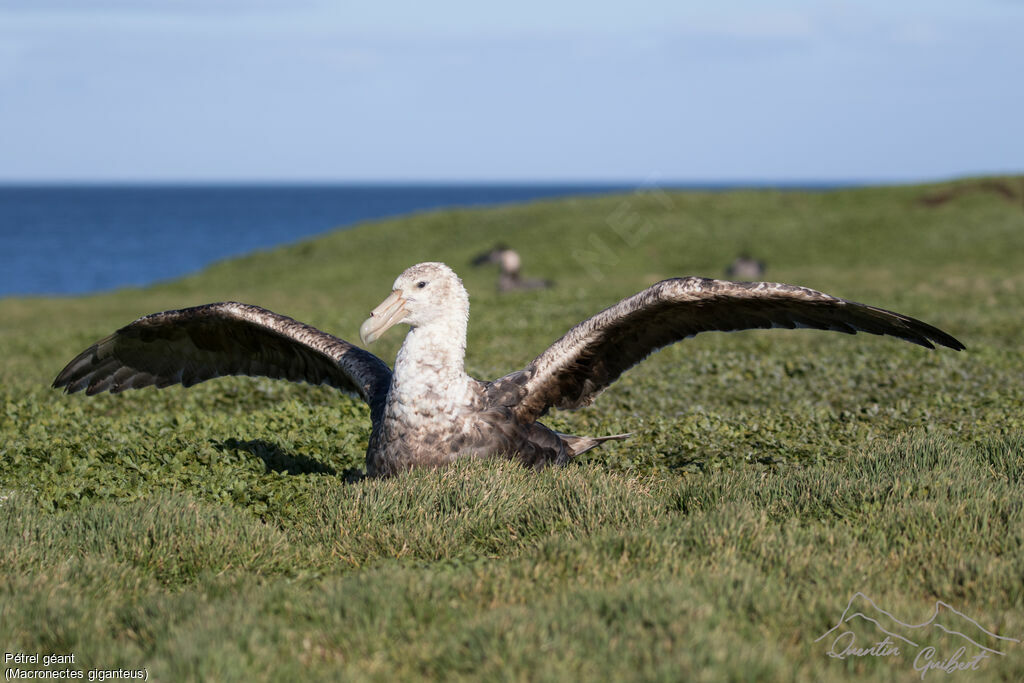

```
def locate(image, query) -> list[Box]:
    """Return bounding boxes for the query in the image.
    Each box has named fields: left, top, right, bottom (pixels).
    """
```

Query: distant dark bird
left=725, top=254, right=766, bottom=280
left=471, top=245, right=552, bottom=292
left=54, top=262, right=964, bottom=477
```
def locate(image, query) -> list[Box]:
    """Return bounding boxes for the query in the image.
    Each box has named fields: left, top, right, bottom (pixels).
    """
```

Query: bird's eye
left=417, top=281, right=428, bottom=289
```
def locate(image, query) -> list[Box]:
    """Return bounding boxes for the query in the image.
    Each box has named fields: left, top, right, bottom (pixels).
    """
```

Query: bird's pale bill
left=359, top=289, right=408, bottom=345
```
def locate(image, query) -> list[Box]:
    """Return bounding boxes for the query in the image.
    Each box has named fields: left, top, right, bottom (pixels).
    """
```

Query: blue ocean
left=0, top=184, right=640, bottom=297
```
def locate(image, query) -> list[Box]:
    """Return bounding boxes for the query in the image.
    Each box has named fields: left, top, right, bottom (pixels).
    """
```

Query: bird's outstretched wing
left=53, top=302, right=392, bottom=405
left=502, top=277, right=964, bottom=422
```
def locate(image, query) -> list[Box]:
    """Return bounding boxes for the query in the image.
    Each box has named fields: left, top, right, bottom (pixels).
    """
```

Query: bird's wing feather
left=53, top=302, right=392, bottom=405
left=504, top=277, right=964, bottom=421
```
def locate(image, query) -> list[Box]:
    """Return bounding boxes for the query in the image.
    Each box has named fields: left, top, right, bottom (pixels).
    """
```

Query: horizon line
left=1, top=170, right=1020, bottom=187
left=0, top=175, right=1004, bottom=189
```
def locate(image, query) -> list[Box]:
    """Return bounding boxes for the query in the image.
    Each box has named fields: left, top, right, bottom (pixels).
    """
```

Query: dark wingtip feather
left=52, top=362, right=79, bottom=391
left=52, top=340, right=107, bottom=393
left=856, top=303, right=965, bottom=352
left=938, top=332, right=966, bottom=352
left=908, top=319, right=965, bottom=352
left=53, top=363, right=85, bottom=393
left=65, top=375, right=92, bottom=395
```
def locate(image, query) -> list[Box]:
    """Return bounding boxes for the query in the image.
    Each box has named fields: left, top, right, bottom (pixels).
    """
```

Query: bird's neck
left=391, top=319, right=472, bottom=400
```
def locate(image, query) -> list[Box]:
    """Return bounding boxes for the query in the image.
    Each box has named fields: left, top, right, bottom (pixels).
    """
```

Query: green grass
left=2, top=178, right=1023, bottom=680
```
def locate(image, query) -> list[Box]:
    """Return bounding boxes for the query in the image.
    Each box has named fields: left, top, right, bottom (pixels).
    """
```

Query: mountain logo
left=816, top=592, right=1019, bottom=678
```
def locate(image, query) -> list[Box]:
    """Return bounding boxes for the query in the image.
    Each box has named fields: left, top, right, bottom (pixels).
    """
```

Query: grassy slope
left=1, top=178, right=1022, bottom=680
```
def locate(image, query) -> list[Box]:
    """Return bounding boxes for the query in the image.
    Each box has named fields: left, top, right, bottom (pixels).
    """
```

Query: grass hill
left=1, top=178, right=1022, bottom=680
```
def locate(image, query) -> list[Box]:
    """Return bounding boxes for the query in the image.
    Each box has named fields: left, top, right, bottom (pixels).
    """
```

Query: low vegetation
left=1, top=178, right=1022, bottom=680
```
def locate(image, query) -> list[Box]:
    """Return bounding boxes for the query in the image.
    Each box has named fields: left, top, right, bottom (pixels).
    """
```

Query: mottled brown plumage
left=54, top=263, right=964, bottom=476
left=55, top=302, right=391, bottom=402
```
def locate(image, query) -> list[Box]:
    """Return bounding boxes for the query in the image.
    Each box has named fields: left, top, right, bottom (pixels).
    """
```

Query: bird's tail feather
left=559, top=432, right=632, bottom=457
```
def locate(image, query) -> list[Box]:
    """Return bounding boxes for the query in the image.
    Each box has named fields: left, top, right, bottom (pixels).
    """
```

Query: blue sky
left=1, top=1, right=1022, bottom=182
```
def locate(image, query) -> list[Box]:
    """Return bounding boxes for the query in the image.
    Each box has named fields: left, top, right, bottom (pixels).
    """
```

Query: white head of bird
left=359, top=262, right=470, bottom=345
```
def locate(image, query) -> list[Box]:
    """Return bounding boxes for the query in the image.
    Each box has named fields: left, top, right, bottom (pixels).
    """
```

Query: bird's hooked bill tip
left=359, top=289, right=407, bottom=345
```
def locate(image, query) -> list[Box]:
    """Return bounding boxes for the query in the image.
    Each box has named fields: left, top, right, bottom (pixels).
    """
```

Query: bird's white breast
left=384, top=324, right=478, bottom=436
